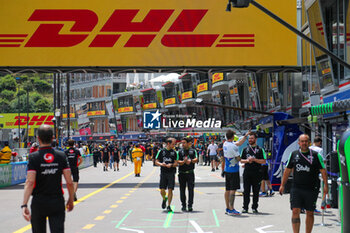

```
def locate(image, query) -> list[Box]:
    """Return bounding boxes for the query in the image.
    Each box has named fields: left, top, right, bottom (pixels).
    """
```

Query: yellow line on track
left=13, top=171, right=134, bottom=233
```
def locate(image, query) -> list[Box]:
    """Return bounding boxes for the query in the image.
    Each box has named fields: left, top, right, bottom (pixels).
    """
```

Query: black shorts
left=209, top=155, right=217, bottom=161
left=113, top=156, right=120, bottom=163
left=225, top=172, right=240, bottom=190
left=261, top=165, right=269, bottom=180
left=103, top=155, right=109, bottom=163
left=71, top=168, right=79, bottom=182
left=290, top=187, right=318, bottom=211
left=159, top=173, right=175, bottom=190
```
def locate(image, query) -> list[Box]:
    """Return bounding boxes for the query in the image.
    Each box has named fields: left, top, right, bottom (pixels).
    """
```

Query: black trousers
left=31, top=195, right=65, bottom=233
left=243, top=171, right=262, bottom=210
left=178, top=172, right=195, bottom=207
left=93, top=154, right=99, bottom=167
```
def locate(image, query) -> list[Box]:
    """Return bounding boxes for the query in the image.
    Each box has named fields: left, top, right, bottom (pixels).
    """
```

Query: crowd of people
left=15, top=124, right=329, bottom=233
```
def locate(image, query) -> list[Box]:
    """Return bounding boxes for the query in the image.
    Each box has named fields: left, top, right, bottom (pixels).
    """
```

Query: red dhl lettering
left=0, top=9, right=255, bottom=48
left=14, top=115, right=54, bottom=126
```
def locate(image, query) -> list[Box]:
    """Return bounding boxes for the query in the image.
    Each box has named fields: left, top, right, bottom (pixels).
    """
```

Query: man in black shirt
left=155, top=138, right=178, bottom=212
left=91, top=144, right=100, bottom=168
left=240, top=132, right=266, bottom=213
left=112, top=143, right=120, bottom=171
left=102, top=144, right=110, bottom=171
left=279, top=134, right=328, bottom=233
left=22, top=125, right=74, bottom=233
left=65, top=139, right=83, bottom=201
left=178, top=137, right=198, bottom=212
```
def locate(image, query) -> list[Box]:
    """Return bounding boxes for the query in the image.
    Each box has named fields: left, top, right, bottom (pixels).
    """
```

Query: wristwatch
left=21, top=204, right=28, bottom=208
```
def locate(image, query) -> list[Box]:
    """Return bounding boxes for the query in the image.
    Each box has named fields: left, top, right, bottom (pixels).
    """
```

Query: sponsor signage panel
left=87, top=110, right=106, bottom=116
left=0, top=164, right=12, bottom=187
left=212, top=73, right=224, bottom=84
left=182, top=91, right=193, bottom=100
left=62, top=113, right=76, bottom=118
left=197, top=82, right=208, bottom=93
left=0, top=0, right=297, bottom=67
left=164, top=98, right=176, bottom=106
left=143, top=103, right=157, bottom=110
left=118, top=107, right=134, bottom=113
left=0, top=113, right=53, bottom=129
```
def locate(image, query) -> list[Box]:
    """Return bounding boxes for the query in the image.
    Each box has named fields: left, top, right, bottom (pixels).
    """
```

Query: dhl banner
left=182, top=91, right=193, bottom=100
left=212, top=73, right=224, bottom=84
left=143, top=103, right=157, bottom=110
left=118, top=107, right=133, bottom=113
left=87, top=110, right=106, bottom=116
left=0, top=0, right=297, bottom=67
left=197, top=83, right=208, bottom=93
left=62, top=113, right=76, bottom=118
left=164, top=98, right=176, bottom=106
left=0, top=113, right=54, bottom=129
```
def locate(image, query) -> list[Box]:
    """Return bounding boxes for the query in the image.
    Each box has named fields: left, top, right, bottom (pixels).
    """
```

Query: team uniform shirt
left=112, top=147, right=119, bottom=158
left=207, top=144, right=218, bottom=156
left=178, top=148, right=198, bottom=173
left=241, top=145, right=266, bottom=172
left=102, top=147, right=110, bottom=158
left=223, top=141, right=240, bottom=173
left=286, top=149, right=325, bottom=190
left=64, top=147, right=81, bottom=170
left=92, top=148, right=101, bottom=157
left=28, top=147, right=70, bottom=196
left=309, top=145, right=324, bottom=160
left=156, top=148, right=179, bottom=174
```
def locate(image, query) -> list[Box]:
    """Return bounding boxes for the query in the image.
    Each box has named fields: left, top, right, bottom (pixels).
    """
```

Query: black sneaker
left=103, top=167, right=106, bottom=171
left=211, top=168, right=215, bottom=172
left=242, top=208, right=248, bottom=213
left=252, top=209, right=258, bottom=214
left=181, top=206, right=187, bottom=212
left=162, top=197, right=168, bottom=209
left=114, top=168, right=116, bottom=171
left=74, top=193, right=77, bottom=202
left=216, top=167, right=219, bottom=170
left=167, top=206, right=173, bottom=212
left=188, top=206, right=193, bottom=212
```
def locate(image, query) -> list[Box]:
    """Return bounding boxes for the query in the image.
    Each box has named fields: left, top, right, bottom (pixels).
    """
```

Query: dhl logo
left=6, top=115, right=54, bottom=126
left=0, top=9, right=255, bottom=48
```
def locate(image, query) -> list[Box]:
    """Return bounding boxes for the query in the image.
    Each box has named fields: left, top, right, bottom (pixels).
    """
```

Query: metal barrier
left=0, top=154, right=93, bottom=188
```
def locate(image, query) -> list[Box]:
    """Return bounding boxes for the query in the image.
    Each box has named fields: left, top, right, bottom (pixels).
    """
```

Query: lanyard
left=299, top=149, right=313, bottom=165
left=249, top=145, right=258, bottom=155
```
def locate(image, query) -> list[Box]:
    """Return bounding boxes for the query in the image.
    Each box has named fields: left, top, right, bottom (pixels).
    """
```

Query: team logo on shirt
left=69, top=149, right=74, bottom=153
left=43, top=153, right=54, bottom=163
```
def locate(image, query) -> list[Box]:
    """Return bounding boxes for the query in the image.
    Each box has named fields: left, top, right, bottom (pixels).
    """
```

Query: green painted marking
left=212, top=209, right=220, bottom=227
left=115, top=210, right=133, bottom=229
left=163, top=205, right=175, bottom=228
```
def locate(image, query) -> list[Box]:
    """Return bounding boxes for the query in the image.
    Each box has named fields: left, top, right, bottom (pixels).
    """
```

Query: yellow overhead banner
left=62, top=113, right=76, bottom=119
left=87, top=110, right=106, bottom=116
left=118, top=107, right=134, bottom=113
left=143, top=103, right=157, bottom=110
left=212, top=73, right=224, bottom=84
left=164, top=98, right=176, bottom=106
left=0, top=113, right=54, bottom=129
left=182, top=91, right=193, bottom=100
left=197, top=83, right=208, bottom=93
left=0, top=0, right=297, bottom=67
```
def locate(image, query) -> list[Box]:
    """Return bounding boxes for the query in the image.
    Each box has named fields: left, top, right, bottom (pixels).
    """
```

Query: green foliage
left=0, top=99, right=12, bottom=113
left=10, top=95, right=35, bottom=113
left=30, top=92, right=43, bottom=103
left=0, top=75, right=17, bottom=92
left=33, top=79, right=52, bottom=93
left=0, top=90, right=15, bottom=100
left=23, top=81, right=34, bottom=92
left=17, top=89, right=26, bottom=96
left=35, top=98, right=51, bottom=112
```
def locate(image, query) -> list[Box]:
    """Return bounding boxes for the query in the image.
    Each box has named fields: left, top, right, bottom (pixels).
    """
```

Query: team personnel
left=0, top=141, right=12, bottom=164
left=207, top=140, right=218, bottom=172
left=155, top=138, right=178, bottom=212
left=279, top=134, right=328, bottom=233
left=65, top=139, right=83, bottom=201
left=112, top=144, right=120, bottom=171
left=177, top=136, right=198, bottom=212
left=132, top=144, right=143, bottom=177
left=222, top=130, right=249, bottom=216
left=91, top=144, right=100, bottom=167
left=240, top=132, right=266, bottom=213
left=260, top=158, right=274, bottom=197
left=21, top=125, right=74, bottom=233
left=102, top=144, right=110, bottom=171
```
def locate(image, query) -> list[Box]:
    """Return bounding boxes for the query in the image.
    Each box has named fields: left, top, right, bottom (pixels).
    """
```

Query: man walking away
left=178, top=137, right=198, bottom=212
left=65, top=139, right=83, bottom=201
left=102, top=143, right=110, bottom=171
left=112, top=143, right=120, bottom=171
left=207, top=140, right=218, bottom=172
left=155, top=138, right=178, bottom=212
left=132, top=144, right=143, bottom=177
left=240, top=132, right=266, bottom=214
left=279, top=134, right=328, bottom=233
left=22, top=125, right=74, bottom=233
left=92, top=144, right=100, bottom=168
left=222, top=130, right=249, bottom=216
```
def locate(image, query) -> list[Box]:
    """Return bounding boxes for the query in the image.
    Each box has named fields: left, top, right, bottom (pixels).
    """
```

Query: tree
left=0, top=99, right=12, bottom=113
left=10, top=95, right=35, bottom=113
left=33, top=79, right=52, bottom=93
left=23, top=81, right=34, bottom=92
left=35, top=98, right=51, bottom=112
left=0, top=75, right=17, bottom=92
left=0, top=90, right=15, bottom=100
left=30, top=92, right=43, bottom=103
left=17, top=89, right=26, bottom=96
